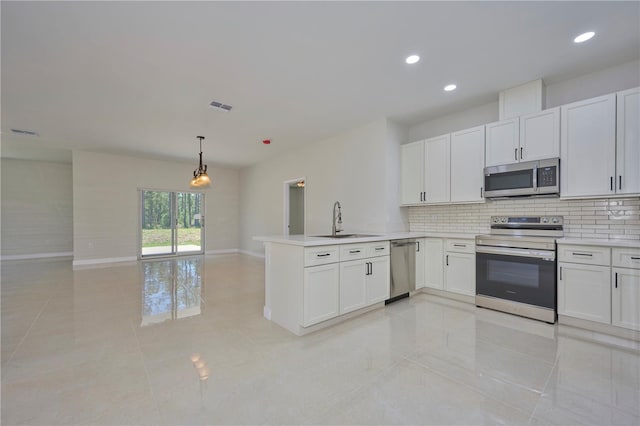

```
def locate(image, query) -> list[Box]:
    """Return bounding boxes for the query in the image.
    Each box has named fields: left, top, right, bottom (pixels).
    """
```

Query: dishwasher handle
left=391, top=241, right=417, bottom=248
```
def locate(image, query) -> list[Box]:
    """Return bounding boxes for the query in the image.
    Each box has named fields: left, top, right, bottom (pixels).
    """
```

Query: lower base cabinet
left=612, top=267, right=640, bottom=331
left=303, top=263, right=340, bottom=327
left=444, top=252, right=475, bottom=296
left=425, top=238, right=444, bottom=290
left=558, top=262, right=611, bottom=324
left=340, top=256, right=390, bottom=315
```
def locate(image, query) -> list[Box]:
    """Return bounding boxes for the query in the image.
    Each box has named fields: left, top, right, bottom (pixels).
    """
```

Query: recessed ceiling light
left=444, top=84, right=457, bottom=92
left=405, top=55, right=420, bottom=65
left=574, top=31, right=595, bottom=43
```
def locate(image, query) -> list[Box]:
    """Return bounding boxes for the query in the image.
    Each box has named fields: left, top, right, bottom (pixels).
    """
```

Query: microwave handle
left=532, top=164, right=538, bottom=191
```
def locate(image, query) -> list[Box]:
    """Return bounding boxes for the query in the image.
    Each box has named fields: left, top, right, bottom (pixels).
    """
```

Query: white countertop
left=253, top=232, right=477, bottom=247
left=557, top=238, right=640, bottom=248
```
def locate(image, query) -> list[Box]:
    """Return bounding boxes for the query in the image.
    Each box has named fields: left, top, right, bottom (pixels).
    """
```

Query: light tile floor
left=2, top=254, right=639, bottom=425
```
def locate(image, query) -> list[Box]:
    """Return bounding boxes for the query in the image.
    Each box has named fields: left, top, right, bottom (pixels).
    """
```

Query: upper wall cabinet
left=400, top=141, right=424, bottom=205
left=520, top=107, right=561, bottom=162
left=424, top=134, right=451, bottom=204
left=561, top=94, right=617, bottom=197
left=485, top=118, right=519, bottom=166
left=616, top=87, right=640, bottom=195
left=400, top=129, right=484, bottom=206
left=450, top=125, right=485, bottom=202
left=485, top=108, right=560, bottom=167
left=400, top=134, right=451, bottom=205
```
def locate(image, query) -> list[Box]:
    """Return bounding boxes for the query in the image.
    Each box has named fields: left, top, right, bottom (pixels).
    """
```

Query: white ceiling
left=2, top=1, right=639, bottom=167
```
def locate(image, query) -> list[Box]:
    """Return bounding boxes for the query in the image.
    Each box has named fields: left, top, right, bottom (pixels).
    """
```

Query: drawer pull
left=349, top=250, right=361, bottom=254
left=375, top=247, right=385, bottom=251
left=572, top=252, right=593, bottom=257
left=453, top=244, right=466, bottom=248
left=316, top=253, right=331, bottom=257
left=631, top=257, right=640, bottom=260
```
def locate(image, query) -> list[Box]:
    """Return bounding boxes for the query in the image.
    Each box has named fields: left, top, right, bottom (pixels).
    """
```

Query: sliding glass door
left=140, top=190, right=204, bottom=257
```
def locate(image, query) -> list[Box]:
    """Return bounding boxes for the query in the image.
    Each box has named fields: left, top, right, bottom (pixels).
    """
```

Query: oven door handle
left=476, top=246, right=556, bottom=260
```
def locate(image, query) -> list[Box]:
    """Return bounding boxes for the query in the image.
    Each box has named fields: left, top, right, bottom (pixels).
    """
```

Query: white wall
left=239, top=118, right=408, bottom=255
left=72, top=151, right=239, bottom=265
left=1, top=158, right=73, bottom=259
left=407, top=59, right=640, bottom=144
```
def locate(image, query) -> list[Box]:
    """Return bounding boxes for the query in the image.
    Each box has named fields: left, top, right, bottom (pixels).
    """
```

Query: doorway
left=284, top=178, right=306, bottom=235
left=140, top=190, right=204, bottom=257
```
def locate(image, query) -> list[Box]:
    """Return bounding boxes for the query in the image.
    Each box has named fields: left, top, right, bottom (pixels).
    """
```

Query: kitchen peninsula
left=254, top=232, right=473, bottom=335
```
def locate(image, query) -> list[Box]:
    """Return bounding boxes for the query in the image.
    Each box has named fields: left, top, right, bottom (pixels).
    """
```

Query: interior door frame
left=283, top=177, right=306, bottom=235
left=138, top=188, right=205, bottom=259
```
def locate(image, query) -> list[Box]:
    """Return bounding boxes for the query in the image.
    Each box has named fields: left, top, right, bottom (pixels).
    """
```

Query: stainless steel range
left=475, top=216, right=563, bottom=323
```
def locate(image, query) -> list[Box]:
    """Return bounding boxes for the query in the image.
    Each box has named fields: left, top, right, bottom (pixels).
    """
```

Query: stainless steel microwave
left=484, top=158, right=560, bottom=199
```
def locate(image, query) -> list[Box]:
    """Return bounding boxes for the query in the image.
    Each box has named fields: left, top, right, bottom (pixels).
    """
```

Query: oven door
left=476, top=246, right=556, bottom=309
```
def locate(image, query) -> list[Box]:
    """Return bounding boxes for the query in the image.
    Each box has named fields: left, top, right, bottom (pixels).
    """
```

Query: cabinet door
left=303, top=263, right=340, bottom=326
left=400, top=141, right=424, bottom=205
left=424, top=134, right=451, bottom=203
left=616, top=87, right=640, bottom=195
left=561, top=94, right=616, bottom=197
left=415, top=238, right=426, bottom=290
left=444, top=252, right=475, bottom=296
left=612, top=267, right=640, bottom=331
left=450, top=125, right=485, bottom=202
left=485, top=118, right=519, bottom=166
left=425, top=238, right=444, bottom=290
left=520, top=107, right=560, bottom=162
left=367, top=256, right=390, bottom=305
left=339, top=260, right=367, bottom=315
left=557, top=262, right=610, bottom=324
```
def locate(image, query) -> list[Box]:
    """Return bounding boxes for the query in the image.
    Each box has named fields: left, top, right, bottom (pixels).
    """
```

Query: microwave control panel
left=538, top=166, right=557, bottom=187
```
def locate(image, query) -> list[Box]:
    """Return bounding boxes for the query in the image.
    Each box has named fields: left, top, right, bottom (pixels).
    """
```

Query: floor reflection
left=141, top=257, right=204, bottom=326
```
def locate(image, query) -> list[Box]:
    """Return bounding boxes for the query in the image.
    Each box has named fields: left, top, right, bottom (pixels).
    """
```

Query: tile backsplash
left=408, top=197, right=640, bottom=240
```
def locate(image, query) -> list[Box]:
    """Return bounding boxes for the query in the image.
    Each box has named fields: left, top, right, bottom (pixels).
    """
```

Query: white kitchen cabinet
left=485, top=118, right=519, bottom=167
left=616, top=87, right=640, bottom=195
left=367, top=256, right=390, bottom=305
left=303, top=263, right=340, bottom=327
left=339, top=248, right=390, bottom=315
left=450, top=125, right=485, bottom=202
left=339, top=260, right=368, bottom=315
left=486, top=108, right=559, bottom=167
left=415, top=238, right=426, bottom=290
left=558, top=262, right=611, bottom=324
left=425, top=238, right=444, bottom=290
left=444, top=239, right=475, bottom=297
left=400, top=141, right=424, bottom=205
left=520, top=107, right=560, bottom=162
left=424, top=134, right=451, bottom=203
left=612, top=267, right=640, bottom=331
left=561, top=93, right=617, bottom=197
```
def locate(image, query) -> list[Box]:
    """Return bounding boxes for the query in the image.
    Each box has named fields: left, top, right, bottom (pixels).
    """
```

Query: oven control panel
left=491, top=216, right=563, bottom=226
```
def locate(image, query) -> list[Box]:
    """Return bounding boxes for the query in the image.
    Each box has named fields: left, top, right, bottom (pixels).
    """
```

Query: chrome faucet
left=332, top=201, right=343, bottom=237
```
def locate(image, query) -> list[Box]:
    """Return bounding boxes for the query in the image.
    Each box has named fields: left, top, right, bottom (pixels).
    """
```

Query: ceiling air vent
left=209, top=100, right=233, bottom=112
left=10, top=128, right=39, bottom=136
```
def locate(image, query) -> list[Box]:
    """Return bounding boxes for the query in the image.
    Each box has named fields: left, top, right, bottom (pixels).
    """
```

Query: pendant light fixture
left=189, top=136, right=211, bottom=189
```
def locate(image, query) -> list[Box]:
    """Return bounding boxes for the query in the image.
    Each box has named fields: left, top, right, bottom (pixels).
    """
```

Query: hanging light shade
left=190, top=136, right=211, bottom=189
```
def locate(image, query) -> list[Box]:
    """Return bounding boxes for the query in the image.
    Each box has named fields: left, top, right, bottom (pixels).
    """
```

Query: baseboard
left=239, top=249, right=265, bottom=258
left=72, top=256, right=137, bottom=268
left=205, top=249, right=239, bottom=255
left=1, top=251, right=73, bottom=261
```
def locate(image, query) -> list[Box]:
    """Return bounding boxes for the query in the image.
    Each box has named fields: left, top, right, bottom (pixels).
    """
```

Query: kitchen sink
left=312, top=234, right=380, bottom=239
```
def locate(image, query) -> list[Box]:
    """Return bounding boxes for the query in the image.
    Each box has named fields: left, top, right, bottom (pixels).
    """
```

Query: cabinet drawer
left=558, top=245, right=611, bottom=266
left=445, top=239, right=475, bottom=254
left=340, top=243, right=369, bottom=261
left=612, top=247, right=640, bottom=269
left=304, top=245, right=339, bottom=266
left=367, top=241, right=390, bottom=257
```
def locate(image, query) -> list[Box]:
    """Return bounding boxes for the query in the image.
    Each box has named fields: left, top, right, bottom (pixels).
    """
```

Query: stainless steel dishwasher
left=387, top=239, right=417, bottom=304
